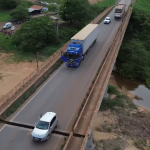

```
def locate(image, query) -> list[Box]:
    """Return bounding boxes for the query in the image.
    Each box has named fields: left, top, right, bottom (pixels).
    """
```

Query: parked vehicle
left=53, top=10, right=57, bottom=15
left=32, top=112, right=58, bottom=141
left=3, top=22, right=12, bottom=29
left=44, top=2, right=49, bottom=5
left=51, top=2, right=56, bottom=4
left=11, top=26, right=15, bottom=31
left=61, top=24, right=99, bottom=67
left=114, top=3, right=126, bottom=19
left=104, top=17, right=111, bottom=24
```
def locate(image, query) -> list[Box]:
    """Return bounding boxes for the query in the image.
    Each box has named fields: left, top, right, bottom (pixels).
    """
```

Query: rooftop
left=30, top=5, right=44, bottom=10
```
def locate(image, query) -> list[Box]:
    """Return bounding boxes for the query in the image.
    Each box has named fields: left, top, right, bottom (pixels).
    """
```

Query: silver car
left=104, top=17, right=111, bottom=24
left=32, top=112, right=58, bottom=141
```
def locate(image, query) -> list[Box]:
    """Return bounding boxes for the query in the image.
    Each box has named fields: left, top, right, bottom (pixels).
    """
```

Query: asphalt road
left=0, top=0, right=131, bottom=149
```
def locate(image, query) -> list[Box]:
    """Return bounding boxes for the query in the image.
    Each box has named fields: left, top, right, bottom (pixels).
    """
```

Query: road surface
left=0, top=0, right=131, bottom=149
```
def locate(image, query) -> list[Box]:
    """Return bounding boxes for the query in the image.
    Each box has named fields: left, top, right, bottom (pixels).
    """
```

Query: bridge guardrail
left=80, top=7, right=133, bottom=150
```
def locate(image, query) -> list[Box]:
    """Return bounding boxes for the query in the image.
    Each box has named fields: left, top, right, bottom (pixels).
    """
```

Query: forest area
left=116, top=0, right=150, bottom=88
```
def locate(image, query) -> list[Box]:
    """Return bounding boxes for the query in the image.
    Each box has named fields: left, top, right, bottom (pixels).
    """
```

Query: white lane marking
left=0, top=64, right=65, bottom=132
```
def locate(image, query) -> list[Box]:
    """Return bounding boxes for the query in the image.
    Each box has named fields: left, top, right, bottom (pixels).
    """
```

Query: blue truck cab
left=61, top=43, right=84, bottom=67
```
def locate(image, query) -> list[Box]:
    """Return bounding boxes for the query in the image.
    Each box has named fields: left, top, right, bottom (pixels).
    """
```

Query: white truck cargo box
left=71, top=24, right=99, bottom=54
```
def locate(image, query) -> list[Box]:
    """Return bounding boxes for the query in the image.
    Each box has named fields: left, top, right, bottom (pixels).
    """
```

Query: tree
left=59, top=0, right=92, bottom=24
left=12, top=16, right=58, bottom=52
left=0, top=0, right=20, bottom=10
left=10, top=6, right=29, bottom=21
left=117, top=39, right=148, bottom=80
left=48, top=4, right=57, bottom=12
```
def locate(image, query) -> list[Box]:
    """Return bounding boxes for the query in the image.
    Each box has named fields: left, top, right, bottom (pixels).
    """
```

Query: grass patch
left=0, top=33, right=14, bottom=51
left=134, top=139, right=147, bottom=149
left=0, top=11, right=11, bottom=22
left=4, top=59, right=63, bottom=118
left=100, top=85, right=137, bottom=111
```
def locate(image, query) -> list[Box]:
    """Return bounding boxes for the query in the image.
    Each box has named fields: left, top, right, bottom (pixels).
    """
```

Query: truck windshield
left=115, top=9, right=122, bottom=13
left=64, top=52, right=80, bottom=59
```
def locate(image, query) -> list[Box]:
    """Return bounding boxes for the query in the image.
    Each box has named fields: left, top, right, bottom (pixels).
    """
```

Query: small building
left=29, top=5, right=48, bottom=14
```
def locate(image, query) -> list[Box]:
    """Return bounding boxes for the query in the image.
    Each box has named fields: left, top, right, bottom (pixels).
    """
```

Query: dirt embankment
left=93, top=76, right=150, bottom=150
left=0, top=53, right=42, bottom=103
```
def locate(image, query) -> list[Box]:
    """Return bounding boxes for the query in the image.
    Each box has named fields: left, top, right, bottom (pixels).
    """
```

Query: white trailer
left=70, top=24, right=99, bottom=54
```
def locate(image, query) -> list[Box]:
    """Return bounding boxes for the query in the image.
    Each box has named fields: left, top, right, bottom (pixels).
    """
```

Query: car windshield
left=106, top=18, right=110, bottom=20
left=36, top=121, right=49, bottom=130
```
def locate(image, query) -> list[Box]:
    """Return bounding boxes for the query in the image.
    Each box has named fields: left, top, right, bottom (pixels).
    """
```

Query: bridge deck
left=64, top=6, right=133, bottom=150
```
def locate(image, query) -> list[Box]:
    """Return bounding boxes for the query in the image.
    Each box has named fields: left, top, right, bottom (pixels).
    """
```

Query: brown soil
left=0, top=53, right=42, bottom=103
left=93, top=74, right=150, bottom=150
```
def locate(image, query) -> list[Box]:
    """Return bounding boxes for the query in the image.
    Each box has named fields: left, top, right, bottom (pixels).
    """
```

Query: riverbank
left=93, top=78, right=150, bottom=150
left=109, top=72, right=150, bottom=112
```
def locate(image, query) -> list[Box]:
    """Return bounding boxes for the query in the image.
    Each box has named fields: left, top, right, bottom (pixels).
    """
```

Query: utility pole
left=36, top=51, right=39, bottom=70
left=56, top=1, right=60, bottom=39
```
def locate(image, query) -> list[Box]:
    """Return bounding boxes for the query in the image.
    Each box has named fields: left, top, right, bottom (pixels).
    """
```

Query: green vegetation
left=48, top=4, right=57, bottom=11
left=134, top=139, right=147, bottom=149
left=0, top=11, right=11, bottom=22
left=116, top=0, right=150, bottom=87
left=10, top=5, right=30, bottom=21
left=0, top=33, right=14, bottom=50
left=100, top=85, right=137, bottom=111
left=0, top=0, right=117, bottom=62
left=59, top=0, right=117, bottom=25
left=0, top=0, right=20, bottom=10
left=12, top=16, right=58, bottom=52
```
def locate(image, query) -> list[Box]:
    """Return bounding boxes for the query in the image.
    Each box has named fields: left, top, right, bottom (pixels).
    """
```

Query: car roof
left=40, top=112, right=56, bottom=122
left=6, top=22, right=11, bottom=25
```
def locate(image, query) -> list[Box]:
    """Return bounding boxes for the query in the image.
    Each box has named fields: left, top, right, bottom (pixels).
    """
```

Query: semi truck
left=114, top=3, right=126, bottom=19
left=61, top=24, right=99, bottom=67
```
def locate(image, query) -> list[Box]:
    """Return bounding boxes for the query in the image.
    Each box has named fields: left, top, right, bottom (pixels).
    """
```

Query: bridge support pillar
left=103, top=85, right=109, bottom=101
left=113, top=62, right=117, bottom=72
left=85, top=129, right=95, bottom=150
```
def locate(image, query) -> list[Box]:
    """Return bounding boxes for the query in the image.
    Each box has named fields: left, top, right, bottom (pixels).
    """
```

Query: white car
left=104, top=17, right=111, bottom=24
left=51, top=2, right=57, bottom=4
left=44, top=2, right=49, bottom=5
left=11, top=26, right=15, bottom=31
left=32, top=112, right=58, bottom=141
left=3, top=22, right=12, bottom=29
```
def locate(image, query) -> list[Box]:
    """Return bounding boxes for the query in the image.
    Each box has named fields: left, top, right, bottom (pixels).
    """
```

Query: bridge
left=0, top=0, right=132, bottom=150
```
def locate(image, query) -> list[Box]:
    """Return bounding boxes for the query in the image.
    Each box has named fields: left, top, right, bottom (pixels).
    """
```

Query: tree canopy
left=117, top=40, right=148, bottom=79
left=10, top=6, right=29, bottom=21
left=48, top=4, right=57, bottom=12
left=12, top=16, right=58, bottom=52
left=116, top=0, right=150, bottom=87
left=0, top=0, right=20, bottom=10
left=59, top=0, right=92, bottom=24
